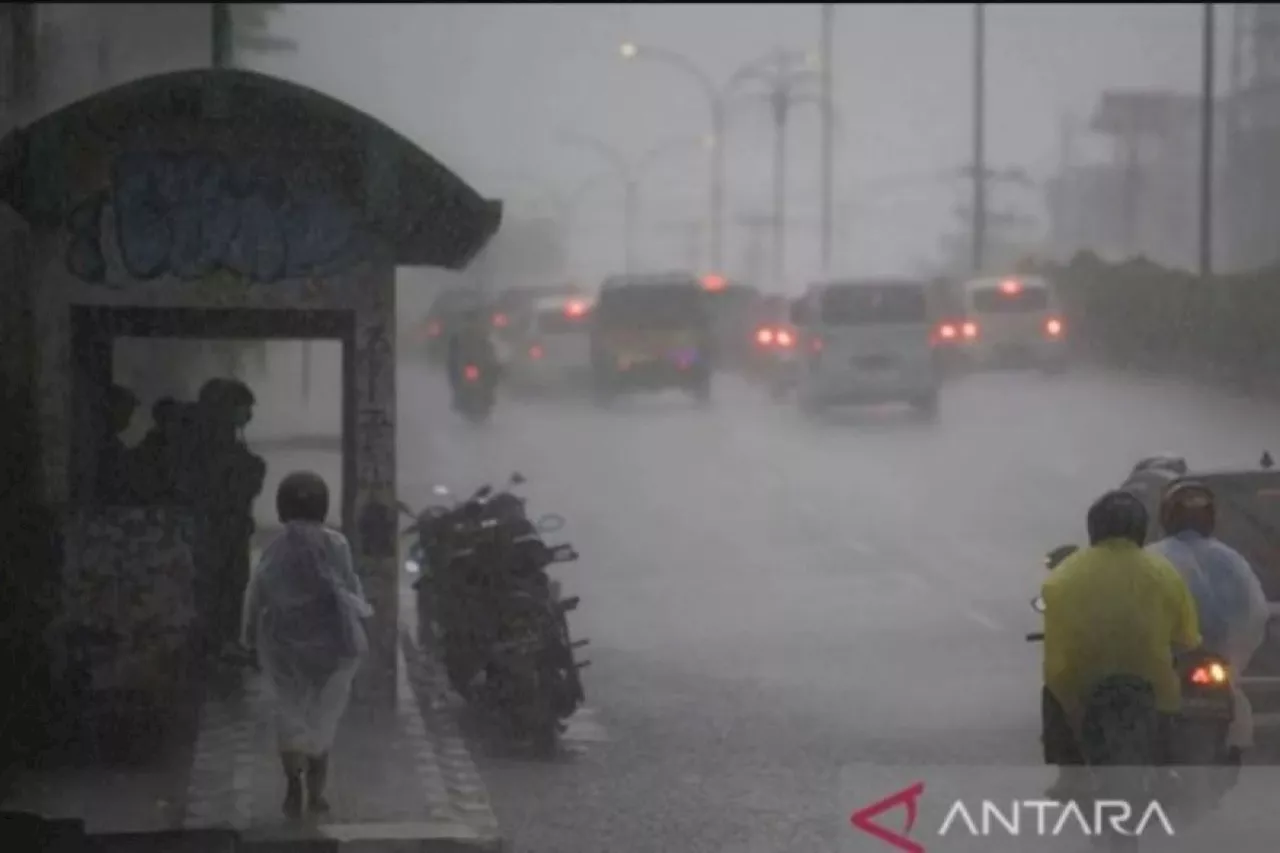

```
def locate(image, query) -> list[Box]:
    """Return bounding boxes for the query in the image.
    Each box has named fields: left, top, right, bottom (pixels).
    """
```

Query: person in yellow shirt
left=1041, top=489, right=1202, bottom=797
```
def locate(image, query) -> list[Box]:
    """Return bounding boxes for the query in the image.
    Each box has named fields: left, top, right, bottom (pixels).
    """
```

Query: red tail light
left=931, top=323, right=958, bottom=346
left=492, top=313, right=509, bottom=328
left=756, top=327, right=775, bottom=346
left=1045, top=317, right=1063, bottom=337
left=427, top=320, right=441, bottom=338
left=464, top=364, right=481, bottom=381
left=565, top=300, right=588, bottom=318
left=961, top=321, right=978, bottom=340
left=529, top=345, right=544, bottom=360
left=1189, top=662, right=1228, bottom=685
left=776, top=329, right=794, bottom=347
left=810, top=336, right=824, bottom=353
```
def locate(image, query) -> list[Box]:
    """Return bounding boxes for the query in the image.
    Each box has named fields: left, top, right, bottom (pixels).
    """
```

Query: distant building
left=1044, top=88, right=1231, bottom=271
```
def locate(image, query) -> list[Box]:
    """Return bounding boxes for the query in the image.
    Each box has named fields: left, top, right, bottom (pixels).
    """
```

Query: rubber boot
left=281, top=751, right=304, bottom=818
left=306, top=753, right=331, bottom=814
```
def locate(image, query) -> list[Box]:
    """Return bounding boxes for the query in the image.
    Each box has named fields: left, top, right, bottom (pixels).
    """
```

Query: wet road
left=395, top=364, right=1280, bottom=853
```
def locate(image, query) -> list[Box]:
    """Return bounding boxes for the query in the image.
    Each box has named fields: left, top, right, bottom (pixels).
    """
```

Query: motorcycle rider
left=1041, top=489, right=1202, bottom=798
left=446, top=306, right=499, bottom=401
left=1147, top=481, right=1269, bottom=768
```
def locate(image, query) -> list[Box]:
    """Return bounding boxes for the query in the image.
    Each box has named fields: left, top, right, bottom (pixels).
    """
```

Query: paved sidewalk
left=182, top=632, right=501, bottom=851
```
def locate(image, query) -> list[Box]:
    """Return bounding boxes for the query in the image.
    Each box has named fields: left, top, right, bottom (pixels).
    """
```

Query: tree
left=212, top=3, right=297, bottom=68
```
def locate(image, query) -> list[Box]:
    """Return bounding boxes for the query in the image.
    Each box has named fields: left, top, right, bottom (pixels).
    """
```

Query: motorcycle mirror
left=474, top=485, right=493, bottom=500
left=1044, top=544, right=1078, bottom=571
left=511, top=471, right=527, bottom=486
left=1263, top=450, right=1274, bottom=470
left=536, top=513, right=565, bottom=533
left=1031, top=596, right=1046, bottom=614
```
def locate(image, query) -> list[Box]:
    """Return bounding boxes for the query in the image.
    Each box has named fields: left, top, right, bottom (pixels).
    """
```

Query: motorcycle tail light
left=464, top=364, right=480, bottom=381
left=1045, top=317, right=1064, bottom=337
left=529, top=344, right=544, bottom=359
left=1190, top=662, right=1228, bottom=685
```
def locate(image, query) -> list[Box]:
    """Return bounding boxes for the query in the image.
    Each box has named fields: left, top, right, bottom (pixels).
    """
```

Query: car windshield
left=819, top=283, right=928, bottom=326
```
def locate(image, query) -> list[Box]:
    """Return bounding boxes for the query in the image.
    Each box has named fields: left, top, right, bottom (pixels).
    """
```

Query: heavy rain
left=4, top=4, right=1280, bottom=853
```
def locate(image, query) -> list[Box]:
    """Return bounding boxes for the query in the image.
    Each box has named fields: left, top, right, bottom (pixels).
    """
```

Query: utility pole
left=1200, top=2, right=1215, bottom=280
left=971, top=2, right=987, bottom=273
left=770, top=69, right=790, bottom=289
left=820, top=3, right=835, bottom=274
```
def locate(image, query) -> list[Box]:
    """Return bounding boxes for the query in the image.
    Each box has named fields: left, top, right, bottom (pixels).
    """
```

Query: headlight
left=404, top=559, right=421, bottom=575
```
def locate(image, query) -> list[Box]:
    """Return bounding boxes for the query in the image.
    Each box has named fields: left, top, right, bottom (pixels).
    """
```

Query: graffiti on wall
left=65, top=151, right=370, bottom=286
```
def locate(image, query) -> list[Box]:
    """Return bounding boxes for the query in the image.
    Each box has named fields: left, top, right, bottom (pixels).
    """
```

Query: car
left=948, top=274, right=1068, bottom=373
left=590, top=273, right=714, bottom=405
left=505, top=295, right=595, bottom=394
left=699, top=274, right=763, bottom=374
left=790, top=278, right=942, bottom=418
left=1120, top=451, right=1280, bottom=741
left=490, top=283, right=587, bottom=352
left=417, top=287, right=487, bottom=363
left=749, top=303, right=800, bottom=400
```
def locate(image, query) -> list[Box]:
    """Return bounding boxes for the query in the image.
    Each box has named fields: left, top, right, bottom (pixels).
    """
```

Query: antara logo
left=850, top=782, right=1176, bottom=851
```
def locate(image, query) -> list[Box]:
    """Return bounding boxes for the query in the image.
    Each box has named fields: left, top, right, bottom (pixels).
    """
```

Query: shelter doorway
left=68, top=305, right=358, bottom=531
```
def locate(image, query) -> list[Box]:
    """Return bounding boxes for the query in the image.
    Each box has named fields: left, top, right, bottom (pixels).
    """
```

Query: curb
left=399, top=630, right=503, bottom=851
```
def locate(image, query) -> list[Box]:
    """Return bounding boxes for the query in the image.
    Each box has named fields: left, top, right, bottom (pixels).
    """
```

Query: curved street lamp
left=619, top=42, right=809, bottom=274
left=723, top=49, right=826, bottom=289
left=559, top=130, right=712, bottom=275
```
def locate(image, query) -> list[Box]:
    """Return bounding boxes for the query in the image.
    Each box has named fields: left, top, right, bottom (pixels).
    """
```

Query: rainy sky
left=255, top=3, right=1212, bottom=284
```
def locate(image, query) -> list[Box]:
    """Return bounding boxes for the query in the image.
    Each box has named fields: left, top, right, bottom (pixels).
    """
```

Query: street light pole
left=560, top=132, right=708, bottom=277
left=621, top=44, right=808, bottom=275
left=819, top=2, right=835, bottom=274
left=771, top=84, right=790, bottom=289
left=1199, top=2, right=1215, bottom=281
left=623, top=178, right=639, bottom=276
left=735, top=50, right=823, bottom=290
left=710, top=102, right=727, bottom=272
left=971, top=2, right=987, bottom=274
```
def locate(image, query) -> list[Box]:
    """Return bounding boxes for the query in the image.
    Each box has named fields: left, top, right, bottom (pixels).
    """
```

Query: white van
left=506, top=295, right=595, bottom=391
left=954, top=275, right=1067, bottom=372
left=791, top=279, right=941, bottom=417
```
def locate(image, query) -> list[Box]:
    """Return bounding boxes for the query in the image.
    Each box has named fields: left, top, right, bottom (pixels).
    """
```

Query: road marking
left=963, top=608, right=1003, bottom=631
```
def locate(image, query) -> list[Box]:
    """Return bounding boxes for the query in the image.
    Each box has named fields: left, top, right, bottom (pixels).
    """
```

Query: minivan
left=952, top=275, right=1067, bottom=372
left=790, top=279, right=941, bottom=417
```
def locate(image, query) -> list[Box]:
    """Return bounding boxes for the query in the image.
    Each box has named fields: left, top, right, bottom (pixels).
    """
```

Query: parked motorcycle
left=399, top=473, right=589, bottom=748
left=1029, top=544, right=1238, bottom=843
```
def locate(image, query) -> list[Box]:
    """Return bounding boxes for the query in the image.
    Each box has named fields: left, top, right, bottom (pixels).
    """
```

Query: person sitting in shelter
left=133, top=397, right=199, bottom=505
left=192, top=378, right=268, bottom=657
left=95, top=383, right=142, bottom=505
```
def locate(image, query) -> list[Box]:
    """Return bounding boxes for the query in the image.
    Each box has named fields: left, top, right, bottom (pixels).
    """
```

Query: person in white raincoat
left=1147, top=481, right=1270, bottom=763
left=241, top=471, right=373, bottom=818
